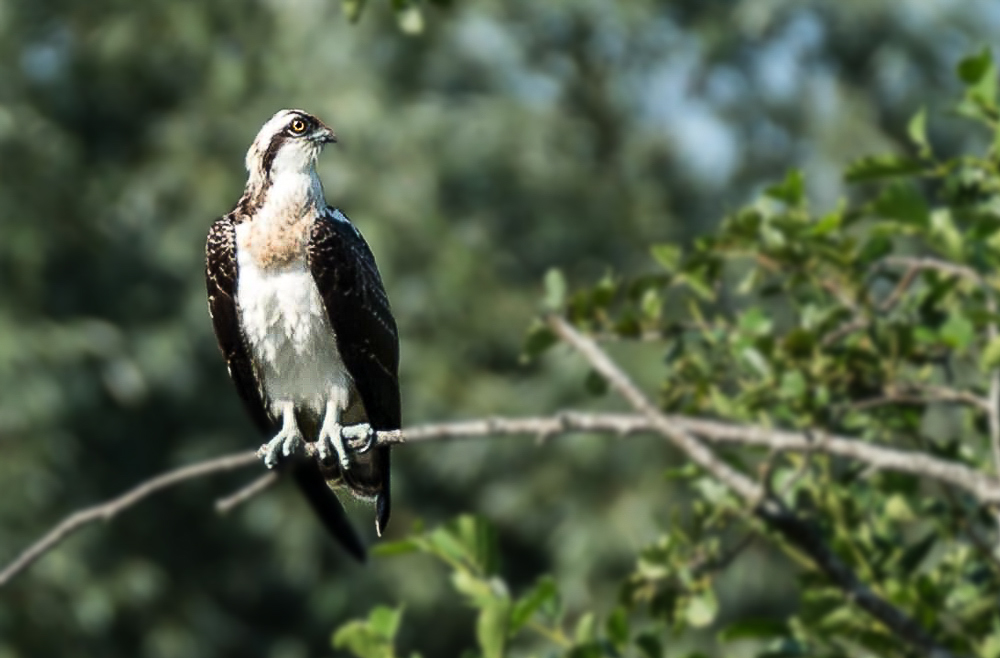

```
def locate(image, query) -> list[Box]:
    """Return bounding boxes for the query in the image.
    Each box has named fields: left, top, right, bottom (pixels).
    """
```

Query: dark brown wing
left=205, top=214, right=366, bottom=561
left=307, top=208, right=399, bottom=535
left=206, top=215, right=273, bottom=434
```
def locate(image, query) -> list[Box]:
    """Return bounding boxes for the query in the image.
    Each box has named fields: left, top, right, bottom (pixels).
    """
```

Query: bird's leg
left=261, top=401, right=305, bottom=469
left=317, top=389, right=351, bottom=470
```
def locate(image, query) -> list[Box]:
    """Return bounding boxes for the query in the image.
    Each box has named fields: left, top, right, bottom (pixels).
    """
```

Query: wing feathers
left=308, top=208, right=398, bottom=533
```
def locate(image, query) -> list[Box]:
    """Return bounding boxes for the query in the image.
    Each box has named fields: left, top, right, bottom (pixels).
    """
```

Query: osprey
left=205, top=109, right=398, bottom=561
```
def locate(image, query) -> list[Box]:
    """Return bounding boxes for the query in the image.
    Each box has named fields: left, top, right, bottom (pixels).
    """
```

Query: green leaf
left=543, top=268, right=567, bottom=311
left=983, top=334, right=1000, bottom=369
left=782, top=329, right=816, bottom=358
left=765, top=169, right=805, bottom=207
left=684, top=589, right=718, bottom=628
left=740, top=346, right=772, bottom=379
left=342, top=0, right=368, bottom=22
left=584, top=369, right=609, bottom=396
left=424, top=516, right=501, bottom=576
left=605, top=607, right=629, bottom=648
left=757, top=638, right=810, bottom=657
left=567, top=643, right=605, bottom=658
left=940, top=313, right=975, bottom=350
left=958, top=48, right=995, bottom=85
left=395, top=4, right=424, bottom=34
left=522, top=322, right=558, bottom=360
left=369, top=606, right=404, bottom=639
left=856, top=232, right=892, bottom=267
left=456, top=515, right=501, bottom=575
left=509, top=576, right=557, bottom=634
left=778, top=370, right=806, bottom=399
left=738, top=308, right=773, bottom=337
left=574, top=612, right=596, bottom=644
left=635, top=633, right=663, bottom=658
left=810, top=209, right=843, bottom=236
left=677, top=270, right=716, bottom=301
left=884, top=494, right=915, bottom=522
left=978, top=626, right=1000, bottom=658
left=871, top=182, right=929, bottom=228
left=907, top=107, right=932, bottom=158
left=844, top=154, right=925, bottom=182
left=896, top=533, right=937, bottom=573
left=929, top=208, right=964, bottom=260
left=333, top=606, right=402, bottom=658
left=718, top=618, right=790, bottom=642
left=591, top=272, right=618, bottom=308
left=651, top=243, right=682, bottom=271
left=372, top=539, right=422, bottom=558
left=958, top=48, right=998, bottom=106
left=451, top=571, right=508, bottom=608
left=957, top=49, right=999, bottom=124
left=640, top=287, right=663, bottom=322
left=476, top=598, right=510, bottom=658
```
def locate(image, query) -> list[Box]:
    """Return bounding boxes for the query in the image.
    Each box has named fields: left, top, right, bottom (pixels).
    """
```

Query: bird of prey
left=205, top=109, right=399, bottom=561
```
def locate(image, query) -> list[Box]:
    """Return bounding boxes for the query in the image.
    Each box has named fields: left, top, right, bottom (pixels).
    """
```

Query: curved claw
left=343, top=423, right=375, bottom=454
left=261, top=429, right=305, bottom=469
left=319, top=420, right=351, bottom=471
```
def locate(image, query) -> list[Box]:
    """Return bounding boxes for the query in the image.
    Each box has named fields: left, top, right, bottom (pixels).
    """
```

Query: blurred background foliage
left=2, top=1, right=1000, bottom=656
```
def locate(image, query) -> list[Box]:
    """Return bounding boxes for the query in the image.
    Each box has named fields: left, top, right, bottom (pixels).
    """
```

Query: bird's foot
left=261, top=425, right=305, bottom=469
left=343, top=423, right=376, bottom=454
left=318, top=419, right=350, bottom=470
left=318, top=422, right=375, bottom=470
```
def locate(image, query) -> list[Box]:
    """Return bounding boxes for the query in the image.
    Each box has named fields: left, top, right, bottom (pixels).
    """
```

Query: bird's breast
left=234, top=223, right=350, bottom=417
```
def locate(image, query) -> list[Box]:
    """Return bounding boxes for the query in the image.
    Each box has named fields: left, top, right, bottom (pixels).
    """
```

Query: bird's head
left=244, top=109, right=337, bottom=186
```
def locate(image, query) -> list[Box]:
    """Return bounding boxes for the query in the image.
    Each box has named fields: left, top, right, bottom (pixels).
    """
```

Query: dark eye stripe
left=261, top=132, right=289, bottom=175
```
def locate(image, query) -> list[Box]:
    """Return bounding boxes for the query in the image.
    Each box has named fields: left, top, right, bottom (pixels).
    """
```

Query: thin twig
left=215, top=472, right=279, bottom=514
left=880, top=256, right=982, bottom=284
left=822, top=317, right=869, bottom=347
left=878, top=264, right=921, bottom=312
left=849, top=385, right=991, bottom=414
left=546, top=316, right=762, bottom=502
left=0, top=452, right=258, bottom=587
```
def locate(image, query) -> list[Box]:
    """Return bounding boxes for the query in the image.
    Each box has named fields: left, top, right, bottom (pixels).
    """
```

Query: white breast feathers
left=234, top=227, right=351, bottom=419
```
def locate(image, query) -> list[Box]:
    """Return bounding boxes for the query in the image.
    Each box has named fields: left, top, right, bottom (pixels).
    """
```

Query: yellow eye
left=290, top=118, right=307, bottom=134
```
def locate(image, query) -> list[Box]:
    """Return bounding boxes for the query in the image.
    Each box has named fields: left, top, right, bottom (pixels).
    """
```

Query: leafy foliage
left=342, top=52, right=1000, bottom=657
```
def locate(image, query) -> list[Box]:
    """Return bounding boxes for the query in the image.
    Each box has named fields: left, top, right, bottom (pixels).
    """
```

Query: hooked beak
left=312, top=125, right=337, bottom=145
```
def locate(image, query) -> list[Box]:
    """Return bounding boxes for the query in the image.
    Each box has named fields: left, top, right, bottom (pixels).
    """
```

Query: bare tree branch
left=5, top=404, right=999, bottom=593
left=0, top=452, right=258, bottom=588
left=877, top=262, right=921, bottom=312
left=667, top=415, right=1000, bottom=504
left=546, top=313, right=960, bottom=658
left=880, top=256, right=983, bottom=284
left=215, top=472, right=279, bottom=514
left=545, top=316, right=763, bottom=501
left=881, top=257, right=1000, bottom=497
left=836, top=383, right=990, bottom=415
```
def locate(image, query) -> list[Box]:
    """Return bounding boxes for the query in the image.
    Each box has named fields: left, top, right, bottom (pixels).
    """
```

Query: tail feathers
left=376, top=482, right=391, bottom=537
left=342, top=446, right=391, bottom=535
left=291, top=461, right=366, bottom=562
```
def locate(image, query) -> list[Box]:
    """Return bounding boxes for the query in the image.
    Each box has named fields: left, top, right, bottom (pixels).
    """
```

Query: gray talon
left=261, top=428, right=304, bottom=469
left=344, top=423, right=375, bottom=454
left=320, top=420, right=350, bottom=470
